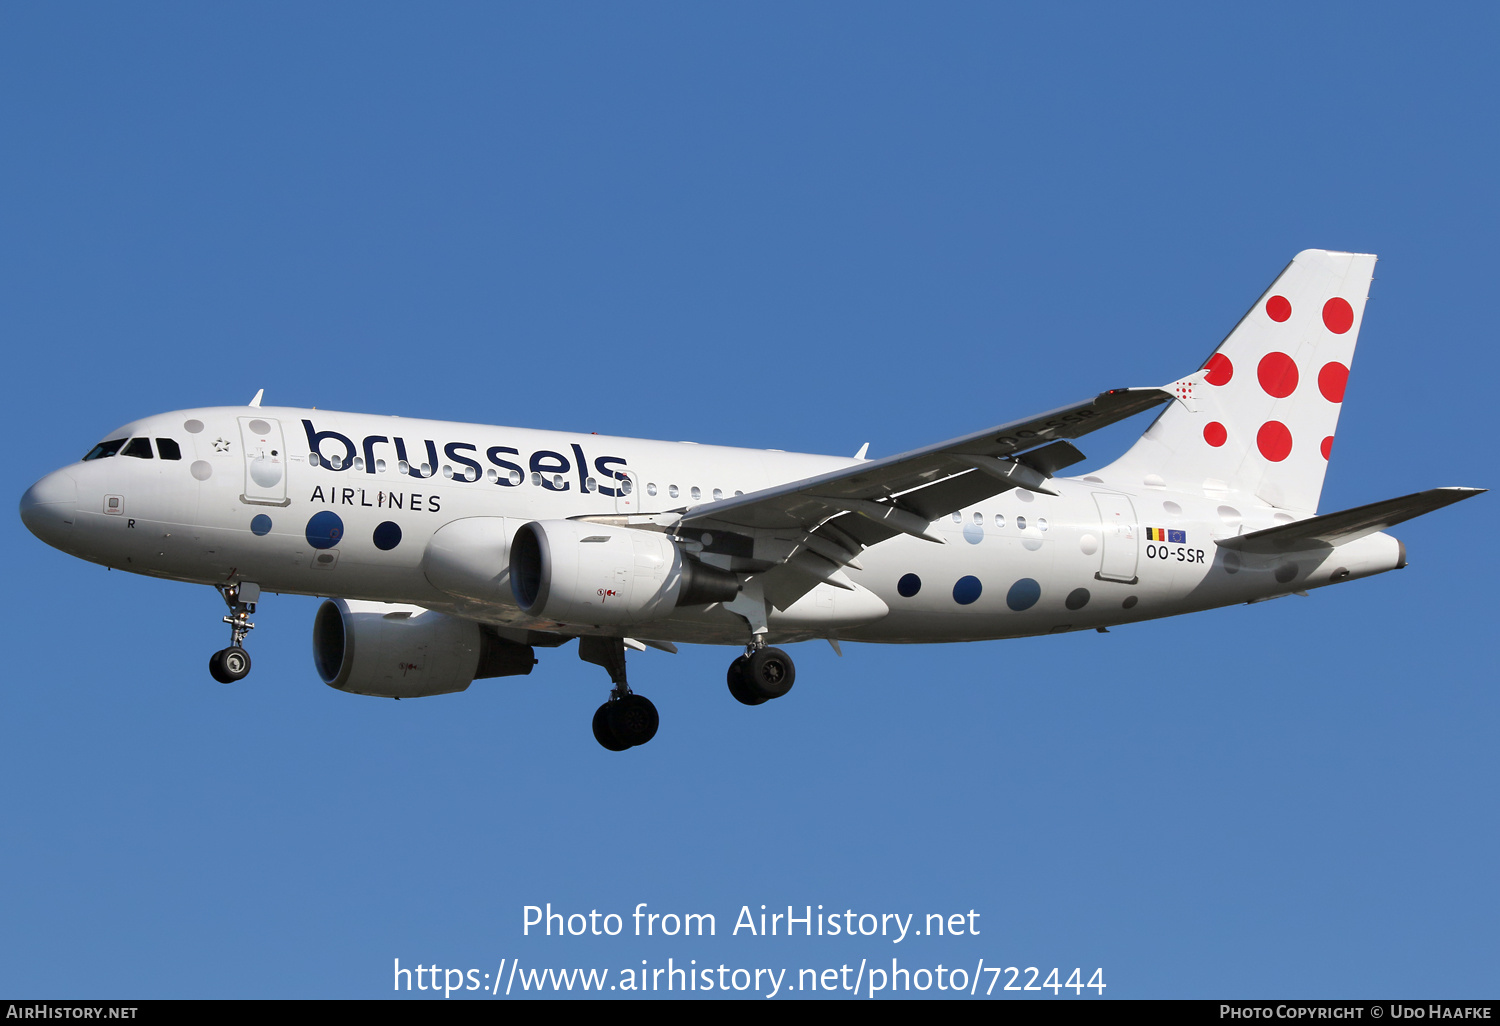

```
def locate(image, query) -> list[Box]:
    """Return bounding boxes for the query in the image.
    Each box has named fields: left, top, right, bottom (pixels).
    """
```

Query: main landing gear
left=580, top=637, right=659, bottom=751
left=578, top=636, right=798, bottom=751
left=209, top=582, right=259, bottom=684
left=726, top=642, right=796, bottom=706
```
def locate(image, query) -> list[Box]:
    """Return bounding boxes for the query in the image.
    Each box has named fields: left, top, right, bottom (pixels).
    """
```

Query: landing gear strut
left=209, top=582, right=259, bottom=684
left=580, top=637, right=659, bottom=751
left=726, top=640, right=796, bottom=706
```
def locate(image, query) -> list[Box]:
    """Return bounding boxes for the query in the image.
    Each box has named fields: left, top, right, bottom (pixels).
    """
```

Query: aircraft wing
left=676, top=387, right=1170, bottom=549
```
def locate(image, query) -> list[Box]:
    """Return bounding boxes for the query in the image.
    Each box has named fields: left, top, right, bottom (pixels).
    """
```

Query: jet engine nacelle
left=313, top=599, right=535, bottom=698
left=509, top=520, right=739, bottom=626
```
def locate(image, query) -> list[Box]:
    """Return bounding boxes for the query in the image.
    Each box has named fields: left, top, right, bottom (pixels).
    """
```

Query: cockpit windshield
left=82, top=439, right=127, bottom=461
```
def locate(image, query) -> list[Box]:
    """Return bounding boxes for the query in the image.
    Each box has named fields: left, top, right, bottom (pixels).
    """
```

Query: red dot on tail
left=1323, top=297, right=1354, bottom=334
left=1203, top=352, right=1233, bottom=386
left=1266, top=295, right=1291, bottom=322
left=1203, top=422, right=1227, bottom=447
left=1257, top=352, right=1299, bottom=398
left=1318, top=361, right=1348, bottom=403
left=1257, top=421, right=1293, bottom=462
left=1321, top=436, right=1334, bottom=460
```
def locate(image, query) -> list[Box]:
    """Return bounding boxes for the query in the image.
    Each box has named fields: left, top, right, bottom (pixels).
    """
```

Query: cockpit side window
left=122, top=437, right=154, bottom=459
left=156, top=438, right=182, bottom=460
left=83, top=439, right=126, bottom=461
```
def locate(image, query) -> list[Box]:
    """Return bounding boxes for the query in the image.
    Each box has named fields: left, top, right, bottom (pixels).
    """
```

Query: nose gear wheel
left=209, top=583, right=259, bottom=684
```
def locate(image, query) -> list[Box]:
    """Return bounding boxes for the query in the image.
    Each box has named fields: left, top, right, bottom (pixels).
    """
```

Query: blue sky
left=4, top=3, right=1495, bottom=999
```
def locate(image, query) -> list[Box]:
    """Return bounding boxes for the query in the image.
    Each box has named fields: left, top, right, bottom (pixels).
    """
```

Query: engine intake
left=313, top=599, right=535, bottom=698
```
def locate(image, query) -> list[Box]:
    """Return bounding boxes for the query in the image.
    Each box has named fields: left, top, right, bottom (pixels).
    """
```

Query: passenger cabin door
left=1092, top=492, right=1139, bottom=584
left=239, top=416, right=290, bottom=506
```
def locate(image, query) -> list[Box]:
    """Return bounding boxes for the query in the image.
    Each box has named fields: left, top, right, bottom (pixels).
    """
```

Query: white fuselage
left=22, top=405, right=1404, bottom=647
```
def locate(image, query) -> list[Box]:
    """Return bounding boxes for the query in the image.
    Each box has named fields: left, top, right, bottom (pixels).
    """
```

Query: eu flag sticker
left=1168, top=529, right=1187, bottom=544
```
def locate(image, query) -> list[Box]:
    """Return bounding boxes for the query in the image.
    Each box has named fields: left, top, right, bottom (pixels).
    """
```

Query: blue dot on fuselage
left=373, top=521, right=402, bottom=551
left=1007, top=577, right=1042, bottom=611
left=306, top=510, right=344, bottom=550
left=897, top=573, right=922, bottom=598
left=250, top=514, right=272, bottom=536
left=953, top=576, right=982, bottom=605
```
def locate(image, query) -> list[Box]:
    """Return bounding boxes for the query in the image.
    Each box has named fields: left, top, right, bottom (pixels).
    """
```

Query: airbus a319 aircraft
left=20, top=250, right=1482, bottom=750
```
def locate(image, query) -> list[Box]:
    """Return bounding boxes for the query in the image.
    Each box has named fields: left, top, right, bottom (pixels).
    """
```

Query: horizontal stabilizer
left=1216, top=487, right=1485, bottom=554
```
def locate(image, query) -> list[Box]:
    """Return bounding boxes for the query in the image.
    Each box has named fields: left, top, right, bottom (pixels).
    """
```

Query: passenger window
left=122, top=438, right=154, bottom=459
left=156, top=438, right=183, bottom=460
left=82, top=439, right=127, bottom=461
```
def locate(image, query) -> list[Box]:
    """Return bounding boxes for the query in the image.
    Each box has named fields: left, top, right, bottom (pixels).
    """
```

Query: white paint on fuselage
left=31, top=405, right=1405, bottom=648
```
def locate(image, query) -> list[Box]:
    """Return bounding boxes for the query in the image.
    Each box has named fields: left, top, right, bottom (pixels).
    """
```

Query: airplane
left=19, top=250, right=1483, bottom=751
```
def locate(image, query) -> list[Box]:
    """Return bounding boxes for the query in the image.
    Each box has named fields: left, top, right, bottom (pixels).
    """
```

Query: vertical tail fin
left=1100, top=249, right=1376, bottom=513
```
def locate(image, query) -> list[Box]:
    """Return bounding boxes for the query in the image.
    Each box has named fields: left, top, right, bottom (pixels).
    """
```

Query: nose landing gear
left=209, top=583, right=259, bottom=684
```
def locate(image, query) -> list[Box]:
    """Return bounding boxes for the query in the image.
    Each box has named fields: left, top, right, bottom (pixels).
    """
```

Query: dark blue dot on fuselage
left=250, top=514, right=272, bottom=536
left=897, top=573, right=922, bottom=598
left=306, top=510, right=344, bottom=550
left=953, top=575, right=982, bottom=605
left=373, top=521, right=402, bottom=551
left=1007, top=577, right=1041, bottom=611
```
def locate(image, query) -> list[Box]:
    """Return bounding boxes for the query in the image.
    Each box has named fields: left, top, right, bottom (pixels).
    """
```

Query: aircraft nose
left=20, top=468, right=78, bottom=549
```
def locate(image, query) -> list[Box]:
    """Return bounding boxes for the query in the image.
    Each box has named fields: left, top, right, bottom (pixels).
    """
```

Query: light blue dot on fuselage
left=306, top=510, right=344, bottom=550
left=962, top=523, right=983, bottom=544
left=1007, top=577, right=1041, bottom=611
left=953, top=576, right=982, bottom=605
left=250, top=514, right=272, bottom=536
